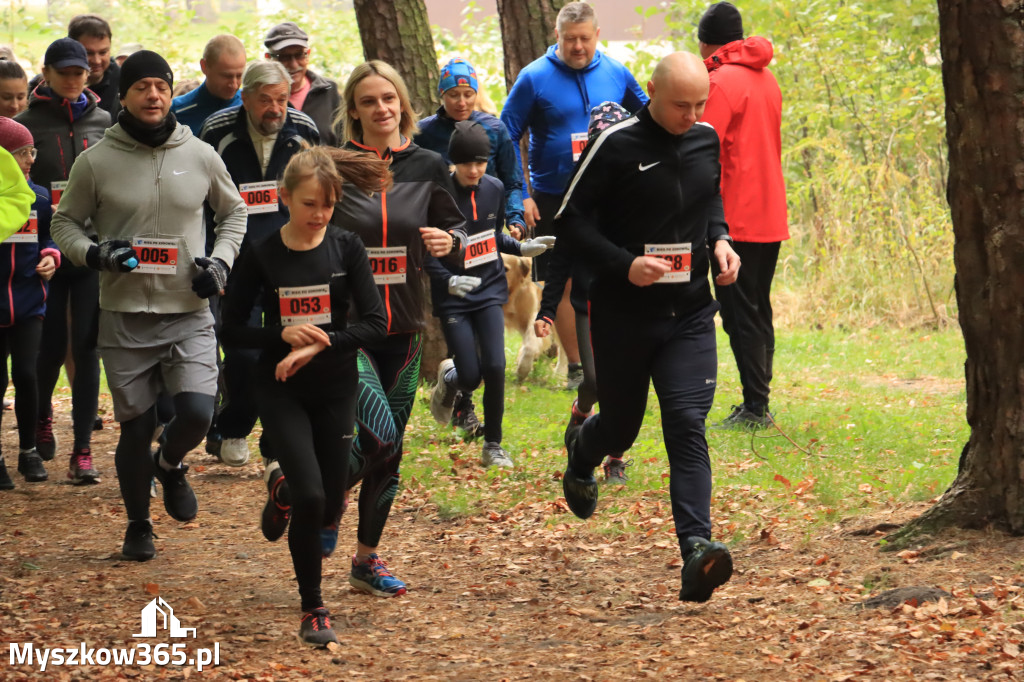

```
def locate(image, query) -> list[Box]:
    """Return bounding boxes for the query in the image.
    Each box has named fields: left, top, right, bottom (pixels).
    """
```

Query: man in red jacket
left=698, top=2, right=789, bottom=429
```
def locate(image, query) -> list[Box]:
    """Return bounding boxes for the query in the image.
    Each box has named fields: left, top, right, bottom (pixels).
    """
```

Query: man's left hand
left=713, top=240, right=741, bottom=286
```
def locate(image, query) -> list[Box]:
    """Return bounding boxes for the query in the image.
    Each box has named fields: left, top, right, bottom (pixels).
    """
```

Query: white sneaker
left=429, top=359, right=457, bottom=424
left=481, top=442, right=514, bottom=468
left=219, top=437, right=250, bottom=467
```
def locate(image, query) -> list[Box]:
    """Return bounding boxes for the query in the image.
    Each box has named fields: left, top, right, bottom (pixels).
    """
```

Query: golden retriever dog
left=501, top=253, right=567, bottom=381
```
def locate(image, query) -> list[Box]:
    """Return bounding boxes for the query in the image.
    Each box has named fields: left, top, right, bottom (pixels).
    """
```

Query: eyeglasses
left=267, top=49, right=309, bottom=63
left=13, top=147, right=37, bottom=160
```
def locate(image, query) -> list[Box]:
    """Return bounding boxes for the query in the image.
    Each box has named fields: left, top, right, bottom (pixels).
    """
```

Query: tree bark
left=896, top=0, right=1024, bottom=539
left=353, top=0, right=441, bottom=117
left=496, top=0, right=566, bottom=91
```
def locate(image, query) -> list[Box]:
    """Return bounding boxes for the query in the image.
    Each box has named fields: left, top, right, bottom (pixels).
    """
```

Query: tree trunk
left=353, top=0, right=441, bottom=117
left=496, top=0, right=566, bottom=91
left=895, top=0, right=1024, bottom=540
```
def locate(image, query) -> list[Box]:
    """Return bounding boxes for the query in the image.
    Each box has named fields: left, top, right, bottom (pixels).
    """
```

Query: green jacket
left=0, top=148, right=33, bottom=241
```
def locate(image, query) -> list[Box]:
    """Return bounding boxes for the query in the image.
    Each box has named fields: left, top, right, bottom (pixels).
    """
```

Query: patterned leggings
left=348, top=332, right=422, bottom=548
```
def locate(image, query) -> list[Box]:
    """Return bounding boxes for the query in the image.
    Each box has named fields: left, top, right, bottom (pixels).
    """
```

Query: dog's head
left=501, top=253, right=532, bottom=295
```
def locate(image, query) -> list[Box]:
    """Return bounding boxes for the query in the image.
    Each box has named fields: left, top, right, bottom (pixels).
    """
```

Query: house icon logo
left=132, top=597, right=196, bottom=638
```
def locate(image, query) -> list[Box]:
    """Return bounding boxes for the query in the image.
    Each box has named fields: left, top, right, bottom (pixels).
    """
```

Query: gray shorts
left=99, top=309, right=218, bottom=422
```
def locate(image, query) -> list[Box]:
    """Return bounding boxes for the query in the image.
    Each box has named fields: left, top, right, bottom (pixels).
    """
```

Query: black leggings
left=37, top=264, right=100, bottom=449
left=259, top=375, right=356, bottom=612
left=574, top=310, right=599, bottom=414
left=440, top=305, right=506, bottom=443
left=117, top=392, right=214, bottom=522
left=0, top=317, right=43, bottom=451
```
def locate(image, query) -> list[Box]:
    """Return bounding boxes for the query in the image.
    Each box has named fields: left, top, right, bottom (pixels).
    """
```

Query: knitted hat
left=44, top=38, right=89, bottom=71
left=438, top=58, right=478, bottom=96
left=0, top=116, right=33, bottom=153
left=587, top=101, right=630, bottom=142
left=119, top=50, right=173, bottom=98
left=448, top=120, right=490, bottom=164
left=698, top=2, right=744, bottom=45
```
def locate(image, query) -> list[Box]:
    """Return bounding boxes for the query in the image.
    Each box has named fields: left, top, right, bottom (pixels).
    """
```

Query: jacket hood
left=103, top=119, right=193, bottom=150
left=704, top=36, right=774, bottom=72
left=27, top=85, right=101, bottom=112
left=544, top=44, right=603, bottom=73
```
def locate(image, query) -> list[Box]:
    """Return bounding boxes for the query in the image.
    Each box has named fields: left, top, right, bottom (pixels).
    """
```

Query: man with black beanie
left=51, top=49, right=247, bottom=562
left=698, top=2, right=789, bottom=430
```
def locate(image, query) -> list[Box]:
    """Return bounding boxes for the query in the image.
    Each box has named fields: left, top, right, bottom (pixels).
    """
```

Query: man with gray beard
left=199, top=60, right=320, bottom=469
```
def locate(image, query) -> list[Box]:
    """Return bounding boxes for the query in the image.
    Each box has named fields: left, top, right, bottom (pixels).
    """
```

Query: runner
left=221, top=146, right=389, bottom=646
left=170, top=35, right=245, bottom=136
left=0, top=60, right=28, bottom=118
left=15, top=37, right=110, bottom=480
left=50, top=50, right=247, bottom=561
left=0, top=118, right=59, bottom=488
left=426, top=119, right=554, bottom=467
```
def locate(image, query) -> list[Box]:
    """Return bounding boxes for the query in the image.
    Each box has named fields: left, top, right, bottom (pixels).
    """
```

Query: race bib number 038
left=644, top=243, right=692, bottom=283
left=279, top=284, right=331, bottom=325
left=6, top=211, right=39, bottom=244
left=571, top=132, right=588, bottom=162
left=132, top=237, right=179, bottom=275
left=366, top=246, right=407, bottom=285
left=464, top=230, right=497, bottom=268
left=239, top=181, right=279, bottom=215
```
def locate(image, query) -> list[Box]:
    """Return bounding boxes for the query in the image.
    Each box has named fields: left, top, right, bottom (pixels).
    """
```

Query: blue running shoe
left=321, top=524, right=339, bottom=558
left=349, top=554, right=407, bottom=597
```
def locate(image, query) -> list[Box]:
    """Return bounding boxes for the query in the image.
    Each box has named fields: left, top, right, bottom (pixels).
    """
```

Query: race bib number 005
left=279, top=284, right=331, bottom=325
left=132, top=237, right=179, bottom=275
left=571, top=132, right=588, bottom=162
left=239, top=181, right=279, bottom=215
left=644, top=243, right=692, bottom=283
left=366, top=246, right=407, bottom=285
left=464, top=230, right=497, bottom=268
left=6, top=211, right=39, bottom=244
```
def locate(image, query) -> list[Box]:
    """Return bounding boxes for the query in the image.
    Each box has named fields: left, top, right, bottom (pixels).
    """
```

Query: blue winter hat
left=438, top=58, right=478, bottom=95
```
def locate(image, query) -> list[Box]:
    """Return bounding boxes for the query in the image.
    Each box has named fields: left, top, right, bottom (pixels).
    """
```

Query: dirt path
left=1, top=399, right=1022, bottom=681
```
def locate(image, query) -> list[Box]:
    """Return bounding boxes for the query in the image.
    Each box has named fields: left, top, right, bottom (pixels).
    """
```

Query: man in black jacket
left=68, top=14, right=120, bottom=118
left=264, top=22, right=341, bottom=146
left=557, top=52, right=740, bottom=604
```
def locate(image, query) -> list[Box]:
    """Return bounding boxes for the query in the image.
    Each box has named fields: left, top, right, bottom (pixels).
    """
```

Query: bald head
left=647, top=52, right=710, bottom=136
left=200, top=34, right=246, bottom=101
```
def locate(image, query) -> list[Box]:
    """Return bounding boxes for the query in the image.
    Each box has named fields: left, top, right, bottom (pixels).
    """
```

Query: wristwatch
left=711, top=234, right=733, bottom=243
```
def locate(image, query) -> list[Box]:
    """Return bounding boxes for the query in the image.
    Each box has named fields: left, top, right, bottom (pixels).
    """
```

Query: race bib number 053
left=279, top=284, right=331, bottom=325
left=6, top=211, right=39, bottom=244
left=366, top=246, right=407, bottom=285
left=132, top=238, right=179, bottom=275
left=464, top=230, right=498, bottom=268
left=239, top=181, right=279, bottom=215
left=644, top=243, right=692, bottom=283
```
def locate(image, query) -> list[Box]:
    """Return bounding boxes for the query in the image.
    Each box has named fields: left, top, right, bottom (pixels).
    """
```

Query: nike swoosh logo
left=173, top=170, right=188, bottom=176
left=638, top=162, right=660, bottom=172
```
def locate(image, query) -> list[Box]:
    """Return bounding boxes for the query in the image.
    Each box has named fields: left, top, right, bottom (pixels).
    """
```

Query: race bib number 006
left=279, top=284, right=331, bottom=325
left=239, top=181, right=279, bottom=215
left=644, top=243, right=692, bottom=283
left=132, top=237, right=179, bottom=275
left=464, top=230, right=497, bottom=268
left=366, top=246, right=407, bottom=285
left=6, top=211, right=39, bottom=244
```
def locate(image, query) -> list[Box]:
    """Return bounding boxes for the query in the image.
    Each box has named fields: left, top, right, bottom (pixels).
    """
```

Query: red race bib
left=644, top=243, right=692, bottom=283
left=239, top=181, right=279, bottom=215
left=131, top=238, right=179, bottom=275
left=279, top=284, right=331, bottom=325
left=366, top=247, right=407, bottom=285
left=6, top=211, right=38, bottom=244
left=465, top=231, right=498, bottom=268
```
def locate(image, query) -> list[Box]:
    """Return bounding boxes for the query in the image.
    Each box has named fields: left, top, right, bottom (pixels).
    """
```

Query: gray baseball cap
left=264, top=22, right=309, bottom=52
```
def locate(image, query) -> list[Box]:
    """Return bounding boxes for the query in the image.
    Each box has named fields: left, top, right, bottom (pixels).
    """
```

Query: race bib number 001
left=51, top=181, right=67, bottom=210
left=464, top=230, right=497, bottom=268
left=279, top=284, right=331, bottom=325
left=644, top=243, right=692, bottom=283
left=239, top=181, right=279, bottom=215
left=366, top=246, right=407, bottom=285
left=132, top=237, right=179, bottom=275
left=6, top=211, right=39, bottom=244
left=571, top=132, right=588, bottom=162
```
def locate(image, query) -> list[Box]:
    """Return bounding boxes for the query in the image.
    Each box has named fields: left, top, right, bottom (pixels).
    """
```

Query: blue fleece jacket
left=0, top=180, right=60, bottom=326
left=171, top=82, right=242, bottom=136
left=500, top=45, right=647, bottom=197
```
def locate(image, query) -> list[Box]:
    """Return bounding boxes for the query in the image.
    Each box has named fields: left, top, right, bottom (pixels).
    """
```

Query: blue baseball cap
left=438, top=58, right=478, bottom=95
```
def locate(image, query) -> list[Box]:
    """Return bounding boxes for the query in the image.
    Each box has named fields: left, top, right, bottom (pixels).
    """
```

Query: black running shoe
left=122, top=520, right=156, bottom=561
left=93, top=414, right=103, bottom=431
left=451, top=392, right=483, bottom=440
left=261, top=466, right=291, bottom=542
left=17, top=449, right=47, bottom=482
left=152, top=449, right=198, bottom=522
left=602, top=456, right=632, bottom=484
left=715, top=404, right=774, bottom=431
left=561, top=418, right=597, bottom=519
left=35, top=415, right=56, bottom=461
left=678, top=537, right=733, bottom=603
left=0, top=458, right=14, bottom=490
left=298, top=608, right=338, bottom=647
left=205, top=431, right=222, bottom=458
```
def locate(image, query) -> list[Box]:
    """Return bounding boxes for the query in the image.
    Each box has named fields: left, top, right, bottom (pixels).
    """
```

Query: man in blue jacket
left=200, top=60, right=320, bottom=469
left=170, top=35, right=246, bottom=136
left=500, top=1, right=647, bottom=390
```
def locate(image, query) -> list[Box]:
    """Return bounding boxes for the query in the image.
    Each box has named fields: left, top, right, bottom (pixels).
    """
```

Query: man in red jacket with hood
left=698, top=2, right=789, bottom=429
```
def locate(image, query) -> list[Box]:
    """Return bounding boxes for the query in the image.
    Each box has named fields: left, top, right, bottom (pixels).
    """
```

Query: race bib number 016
left=6, top=211, right=39, bottom=244
left=366, top=247, right=407, bottom=285
left=644, top=243, right=692, bottom=283
left=464, top=230, right=497, bottom=268
left=279, top=284, right=331, bottom=325
left=51, top=181, right=67, bottom=210
left=132, top=237, right=179, bottom=275
left=239, top=181, right=279, bottom=215
left=571, top=132, right=588, bottom=162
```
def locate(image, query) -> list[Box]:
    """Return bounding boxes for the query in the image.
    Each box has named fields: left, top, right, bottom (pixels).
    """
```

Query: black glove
left=85, top=240, right=138, bottom=272
left=191, top=257, right=229, bottom=299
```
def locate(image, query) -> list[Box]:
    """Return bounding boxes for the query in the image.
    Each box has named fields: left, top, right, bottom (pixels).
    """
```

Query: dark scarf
left=117, top=109, right=177, bottom=148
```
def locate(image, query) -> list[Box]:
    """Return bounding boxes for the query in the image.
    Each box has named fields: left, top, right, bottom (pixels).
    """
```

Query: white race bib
left=644, top=243, right=692, bottom=283
left=464, top=230, right=498, bottom=269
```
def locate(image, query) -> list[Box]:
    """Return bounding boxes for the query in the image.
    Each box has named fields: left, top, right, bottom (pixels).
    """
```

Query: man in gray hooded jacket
left=51, top=50, right=247, bottom=562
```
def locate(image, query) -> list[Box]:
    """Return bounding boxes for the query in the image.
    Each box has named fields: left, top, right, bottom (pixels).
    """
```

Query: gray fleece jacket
left=51, top=122, right=247, bottom=314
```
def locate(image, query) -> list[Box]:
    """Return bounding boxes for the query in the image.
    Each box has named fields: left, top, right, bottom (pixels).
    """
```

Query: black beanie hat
left=119, top=50, right=173, bottom=99
left=698, top=2, right=744, bottom=45
left=448, top=120, right=490, bottom=164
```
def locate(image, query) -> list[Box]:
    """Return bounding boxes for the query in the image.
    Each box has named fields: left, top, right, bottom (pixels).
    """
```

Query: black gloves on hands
left=191, top=257, right=229, bottom=299
left=86, top=240, right=138, bottom=272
